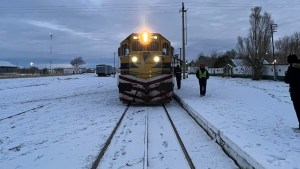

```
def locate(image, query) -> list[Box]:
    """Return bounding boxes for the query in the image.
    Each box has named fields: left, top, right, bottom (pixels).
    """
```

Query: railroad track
left=91, top=100, right=238, bottom=169
left=0, top=105, right=45, bottom=122
left=0, top=91, right=106, bottom=122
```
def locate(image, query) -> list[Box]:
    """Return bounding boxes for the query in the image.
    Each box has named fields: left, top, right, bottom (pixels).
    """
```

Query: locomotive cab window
left=132, top=42, right=139, bottom=51
left=162, top=42, right=169, bottom=55
left=121, top=44, right=130, bottom=56
left=162, top=48, right=167, bottom=55
left=148, top=42, right=159, bottom=51
left=125, top=48, right=130, bottom=56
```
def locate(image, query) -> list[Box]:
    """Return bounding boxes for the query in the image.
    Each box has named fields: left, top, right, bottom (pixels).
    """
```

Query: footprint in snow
left=162, top=141, right=168, bottom=148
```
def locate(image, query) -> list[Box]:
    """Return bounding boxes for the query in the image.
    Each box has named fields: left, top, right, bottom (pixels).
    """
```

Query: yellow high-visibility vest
left=199, top=70, right=207, bottom=78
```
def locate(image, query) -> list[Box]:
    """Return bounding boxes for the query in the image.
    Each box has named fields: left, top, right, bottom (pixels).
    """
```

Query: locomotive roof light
left=153, top=56, right=160, bottom=63
left=131, top=56, right=138, bottom=63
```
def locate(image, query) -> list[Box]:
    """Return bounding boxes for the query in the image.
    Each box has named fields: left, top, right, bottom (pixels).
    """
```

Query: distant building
left=0, top=61, right=18, bottom=74
left=187, top=66, right=198, bottom=74
left=226, top=59, right=253, bottom=77
left=206, top=58, right=288, bottom=80
left=63, top=68, right=86, bottom=74
left=208, top=59, right=253, bottom=77
left=262, top=64, right=288, bottom=80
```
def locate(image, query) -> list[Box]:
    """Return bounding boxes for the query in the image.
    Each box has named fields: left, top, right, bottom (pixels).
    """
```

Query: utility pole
left=49, top=33, right=53, bottom=73
left=180, top=2, right=187, bottom=79
left=270, top=24, right=278, bottom=80
left=178, top=48, right=182, bottom=64
left=114, top=52, right=116, bottom=78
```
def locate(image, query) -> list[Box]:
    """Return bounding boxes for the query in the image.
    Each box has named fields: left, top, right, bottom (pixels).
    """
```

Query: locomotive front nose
left=159, top=82, right=173, bottom=92
left=118, top=83, right=132, bottom=92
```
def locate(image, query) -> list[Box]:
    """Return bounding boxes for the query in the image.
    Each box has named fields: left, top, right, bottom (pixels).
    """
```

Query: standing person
left=196, top=64, right=209, bottom=96
left=174, top=65, right=182, bottom=89
left=284, top=54, right=300, bottom=130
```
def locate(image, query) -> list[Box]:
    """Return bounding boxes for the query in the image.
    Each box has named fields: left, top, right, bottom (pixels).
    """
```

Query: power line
left=0, top=2, right=299, bottom=13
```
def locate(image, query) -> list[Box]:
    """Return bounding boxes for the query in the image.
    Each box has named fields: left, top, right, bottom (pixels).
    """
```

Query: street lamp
left=270, top=24, right=278, bottom=80
left=273, top=59, right=277, bottom=78
left=49, top=33, right=53, bottom=73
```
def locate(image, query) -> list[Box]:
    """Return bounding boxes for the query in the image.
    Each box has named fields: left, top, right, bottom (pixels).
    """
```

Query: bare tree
left=275, top=32, right=300, bottom=63
left=236, top=36, right=247, bottom=58
left=224, top=49, right=237, bottom=59
left=275, top=36, right=290, bottom=63
left=236, top=7, right=273, bottom=80
left=291, top=32, right=300, bottom=54
left=195, top=54, right=215, bottom=67
left=70, top=57, right=86, bottom=74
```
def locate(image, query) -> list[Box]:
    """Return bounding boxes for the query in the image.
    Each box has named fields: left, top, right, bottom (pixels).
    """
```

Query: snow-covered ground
left=175, top=75, right=300, bottom=169
left=0, top=75, right=125, bottom=169
left=0, top=74, right=299, bottom=169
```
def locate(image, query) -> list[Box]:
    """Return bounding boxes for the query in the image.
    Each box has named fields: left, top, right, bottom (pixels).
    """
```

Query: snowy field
left=0, top=73, right=300, bottom=169
left=0, top=74, right=125, bottom=169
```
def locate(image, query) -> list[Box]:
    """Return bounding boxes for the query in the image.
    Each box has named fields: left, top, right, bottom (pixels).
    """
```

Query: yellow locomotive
left=118, top=32, right=174, bottom=104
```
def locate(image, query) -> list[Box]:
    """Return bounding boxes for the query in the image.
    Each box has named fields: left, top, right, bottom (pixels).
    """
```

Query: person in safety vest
left=174, top=65, right=182, bottom=89
left=284, top=54, right=300, bottom=130
left=196, top=64, right=209, bottom=96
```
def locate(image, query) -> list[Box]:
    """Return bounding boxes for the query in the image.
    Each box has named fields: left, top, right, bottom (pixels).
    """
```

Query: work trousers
left=176, top=78, right=181, bottom=89
left=293, top=100, right=300, bottom=128
left=198, top=80, right=207, bottom=96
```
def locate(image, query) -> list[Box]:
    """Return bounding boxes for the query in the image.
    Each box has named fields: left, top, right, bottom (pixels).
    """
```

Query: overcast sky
left=0, top=0, right=299, bottom=68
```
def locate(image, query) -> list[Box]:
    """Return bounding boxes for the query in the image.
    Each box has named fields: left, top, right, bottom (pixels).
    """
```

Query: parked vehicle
left=96, top=64, right=113, bottom=76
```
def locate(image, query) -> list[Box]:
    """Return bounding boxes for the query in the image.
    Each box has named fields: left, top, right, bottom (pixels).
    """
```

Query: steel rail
left=0, top=105, right=45, bottom=122
left=162, top=103, right=195, bottom=169
left=90, top=104, right=131, bottom=169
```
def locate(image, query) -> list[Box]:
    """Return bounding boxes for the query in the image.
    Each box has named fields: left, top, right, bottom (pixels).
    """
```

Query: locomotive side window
left=171, top=47, right=174, bottom=56
left=121, top=45, right=124, bottom=55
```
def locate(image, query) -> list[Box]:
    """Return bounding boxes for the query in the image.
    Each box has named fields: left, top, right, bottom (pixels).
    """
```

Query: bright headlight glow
left=142, top=32, right=149, bottom=43
left=153, top=56, right=160, bottom=63
left=131, top=56, right=138, bottom=62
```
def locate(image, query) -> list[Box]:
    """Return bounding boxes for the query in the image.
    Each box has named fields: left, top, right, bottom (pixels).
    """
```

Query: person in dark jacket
left=196, top=64, right=209, bottom=96
left=284, top=54, right=300, bottom=129
left=174, top=65, right=182, bottom=89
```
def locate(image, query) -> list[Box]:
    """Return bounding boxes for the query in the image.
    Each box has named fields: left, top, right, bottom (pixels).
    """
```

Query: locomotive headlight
left=131, top=56, right=138, bottom=63
left=142, top=32, right=149, bottom=43
left=153, top=56, right=160, bottom=63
